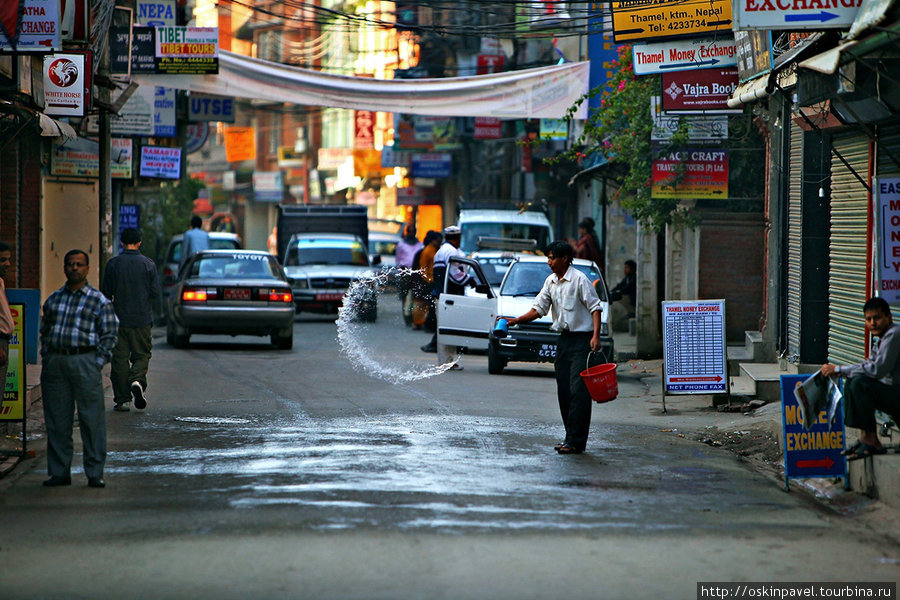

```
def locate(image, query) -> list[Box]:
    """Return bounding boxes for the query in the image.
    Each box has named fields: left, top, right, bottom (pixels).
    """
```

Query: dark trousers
left=110, top=326, right=152, bottom=404
left=555, top=332, right=593, bottom=450
left=844, top=375, right=900, bottom=432
left=41, top=353, right=107, bottom=478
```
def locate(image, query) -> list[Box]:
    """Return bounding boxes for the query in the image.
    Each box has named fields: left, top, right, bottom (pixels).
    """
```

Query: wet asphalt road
left=1, top=300, right=898, bottom=599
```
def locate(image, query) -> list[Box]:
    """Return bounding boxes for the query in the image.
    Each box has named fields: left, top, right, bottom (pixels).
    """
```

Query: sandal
left=554, top=442, right=566, bottom=451
left=847, top=443, right=887, bottom=461
left=556, top=443, right=583, bottom=455
left=841, top=440, right=863, bottom=456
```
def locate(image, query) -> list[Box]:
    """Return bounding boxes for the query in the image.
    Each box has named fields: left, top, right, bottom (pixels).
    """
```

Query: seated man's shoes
left=43, top=475, right=72, bottom=487
left=131, top=381, right=147, bottom=410
left=87, top=477, right=106, bottom=488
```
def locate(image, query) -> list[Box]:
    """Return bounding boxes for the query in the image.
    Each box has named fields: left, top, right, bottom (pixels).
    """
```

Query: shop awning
left=800, top=18, right=900, bottom=74
left=135, top=50, right=591, bottom=119
left=0, top=100, right=78, bottom=142
left=727, top=75, right=772, bottom=108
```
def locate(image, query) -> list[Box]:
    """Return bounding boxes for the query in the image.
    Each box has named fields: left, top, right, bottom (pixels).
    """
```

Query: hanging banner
left=140, top=146, right=181, bottom=179
left=223, top=126, right=256, bottom=163
left=611, top=0, right=733, bottom=42
left=0, top=0, right=60, bottom=52
left=652, top=149, right=729, bottom=199
left=135, top=50, right=591, bottom=119
left=632, top=36, right=738, bottom=75
left=878, top=177, right=900, bottom=303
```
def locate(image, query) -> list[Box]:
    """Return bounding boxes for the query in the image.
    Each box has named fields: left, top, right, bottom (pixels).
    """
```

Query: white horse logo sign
left=43, top=53, right=85, bottom=116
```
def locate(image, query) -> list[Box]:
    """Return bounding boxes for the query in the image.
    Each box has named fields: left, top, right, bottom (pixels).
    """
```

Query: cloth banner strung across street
left=135, top=50, right=591, bottom=119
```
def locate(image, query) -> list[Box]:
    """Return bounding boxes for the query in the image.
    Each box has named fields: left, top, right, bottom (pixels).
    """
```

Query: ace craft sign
left=611, top=0, right=733, bottom=42
left=652, top=149, right=728, bottom=199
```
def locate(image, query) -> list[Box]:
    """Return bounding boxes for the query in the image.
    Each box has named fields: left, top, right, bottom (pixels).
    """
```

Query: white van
left=457, top=208, right=554, bottom=255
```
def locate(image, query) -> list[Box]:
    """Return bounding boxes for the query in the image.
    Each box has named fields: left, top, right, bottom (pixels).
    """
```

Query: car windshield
left=169, top=238, right=239, bottom=263
left=476, top=256, right=516, bottom=286
left=188, top=254, right=279, bottom=279
left=501, top=262, right=608, bottom=301
left=460, top=223, right=550, bottom=254
left=369, top=239, right=397, bottom=256
left=284, top=239, right=370, bottom=267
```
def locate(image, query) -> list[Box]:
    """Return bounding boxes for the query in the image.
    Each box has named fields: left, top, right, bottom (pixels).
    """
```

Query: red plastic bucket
left=581, top=362, right=618, bottom=403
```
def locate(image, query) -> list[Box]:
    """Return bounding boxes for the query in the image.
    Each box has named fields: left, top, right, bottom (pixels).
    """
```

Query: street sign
left=734, top=30, right=773, bottom=82
left=611, top=0, right=732, bottom=42
left=733, top=0, right=863, bottom=30
left=188, top=93, right=234, bottom=122
left=877, top=177, right=900, bottom=303
left=780, top=375, right=847, bottom=485
left=633, top=36, right=737, bottom=75
left=43, top=53, right=87, bottom=116
left=661, top=69, right=740, bottom=112
left=652, top=149, right=729, bottom=199
left=662, top=300, right=728, bottom=394
left=140, top=146, right=181, bottom=179
left=0, top=0, right=60, bottom=51
left=411, top=153, right=452, bottom=178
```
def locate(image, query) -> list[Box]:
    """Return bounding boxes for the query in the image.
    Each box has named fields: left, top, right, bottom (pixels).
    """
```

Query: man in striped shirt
left=40, top=249, right=118, bottom=488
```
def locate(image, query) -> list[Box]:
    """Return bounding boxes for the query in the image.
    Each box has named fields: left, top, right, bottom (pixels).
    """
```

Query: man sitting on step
left=820, top=296, right=900, bottom=460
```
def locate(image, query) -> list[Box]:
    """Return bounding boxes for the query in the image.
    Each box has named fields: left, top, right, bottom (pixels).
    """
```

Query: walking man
left=102, top=228, right=160, bottom=411
left=820, top=296, right=900, bottom=460
left=40, top=250, right=118, bottom=488
left=181, top=215, right=210, bottom=268
left=505, top=241, right=603, bottom=454
left=0, top=242, right=14, bottom=401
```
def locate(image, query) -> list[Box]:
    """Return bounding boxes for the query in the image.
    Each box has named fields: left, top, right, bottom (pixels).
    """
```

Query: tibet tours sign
left=155, top=26, right=218, bottom=74
left=661, top=69, right=740, bottom=112
left=652, top=149, right=728, bottom=199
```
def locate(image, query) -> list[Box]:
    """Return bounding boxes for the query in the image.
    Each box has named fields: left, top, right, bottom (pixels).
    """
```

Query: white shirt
left=433, top=242, right=466, bottom=283
left=532, top=265, right=601, bottom=333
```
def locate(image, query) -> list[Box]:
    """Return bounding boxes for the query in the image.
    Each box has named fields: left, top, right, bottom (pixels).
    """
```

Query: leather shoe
left=43, top=475, right=72, bottom=487
left=420, top=344, right=436, bottom=353
left=87, top=477, right=106, bottom=488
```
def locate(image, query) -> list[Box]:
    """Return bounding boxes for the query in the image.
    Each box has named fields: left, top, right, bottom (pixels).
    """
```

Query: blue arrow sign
left=659, top=58, right=720, bottom=70
left=785, top=11, right=839, bottom=22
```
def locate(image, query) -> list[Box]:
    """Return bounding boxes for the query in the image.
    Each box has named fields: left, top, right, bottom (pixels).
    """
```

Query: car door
left=436, top=257, right=496, bottom=351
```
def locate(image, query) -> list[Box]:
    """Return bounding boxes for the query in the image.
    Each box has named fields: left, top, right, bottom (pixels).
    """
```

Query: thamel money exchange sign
left=612, top=0, right=733, bottom=42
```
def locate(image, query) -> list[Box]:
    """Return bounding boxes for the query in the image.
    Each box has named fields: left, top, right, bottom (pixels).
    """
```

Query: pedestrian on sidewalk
left=181, top=215, right=210, bottom=268
left=102, top=228, right=160, bottom=412
left=820, top=296, right=900, bottom=461
left=503, top=240, right=603, bottom=455
left=40, top=250, right=118, bottom=488
left=0, top=242, right=14, bottom=399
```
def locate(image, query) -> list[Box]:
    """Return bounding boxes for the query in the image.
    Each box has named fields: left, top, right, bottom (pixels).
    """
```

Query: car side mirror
left=475, top=283, right=491, bottom=295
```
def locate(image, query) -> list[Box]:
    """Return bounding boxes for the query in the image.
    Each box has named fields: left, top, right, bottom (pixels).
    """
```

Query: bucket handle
left=585, top=349, right=609, bottom=371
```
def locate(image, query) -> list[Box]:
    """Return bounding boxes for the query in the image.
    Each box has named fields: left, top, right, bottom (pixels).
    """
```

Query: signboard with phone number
left=612, top=0, right=733, bottom=42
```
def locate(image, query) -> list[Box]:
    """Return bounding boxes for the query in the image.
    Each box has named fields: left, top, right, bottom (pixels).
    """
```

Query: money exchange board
left=662, top=300, right=728, bottom=395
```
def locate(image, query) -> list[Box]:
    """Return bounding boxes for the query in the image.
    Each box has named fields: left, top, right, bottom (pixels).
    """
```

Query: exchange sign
left=734, top=0, right=863, bottom=30
left=632, top=35, right=738, bottom=75
left=611, top=0, right=732, bottom=42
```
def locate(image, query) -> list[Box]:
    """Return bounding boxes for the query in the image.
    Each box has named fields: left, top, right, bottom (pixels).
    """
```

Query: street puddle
left=174, top=416, right=252, bottom=425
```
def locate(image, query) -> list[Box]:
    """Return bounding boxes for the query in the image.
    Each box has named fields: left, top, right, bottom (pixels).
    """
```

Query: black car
left=166, top=250, right=295, bottom=349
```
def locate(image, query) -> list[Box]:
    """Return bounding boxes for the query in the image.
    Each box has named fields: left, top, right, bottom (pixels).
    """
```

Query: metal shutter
left=786, top=123, right=804, bottom=359
left=827, top=133, right=871, bottom=364
left=877, top=124, right=900, bottom=178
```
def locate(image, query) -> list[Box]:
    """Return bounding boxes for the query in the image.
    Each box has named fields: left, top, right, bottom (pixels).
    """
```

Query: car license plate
left=538, top=344, right=557, bottom=358
left=315, top=293, right=344, bottom=301
left=224, top=288, right=251, bottom=300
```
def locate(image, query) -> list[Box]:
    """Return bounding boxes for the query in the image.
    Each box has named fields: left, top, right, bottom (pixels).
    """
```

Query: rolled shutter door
left=827, top=133, right=870, bottom=365
left=786, top=123, right=803, bottom=359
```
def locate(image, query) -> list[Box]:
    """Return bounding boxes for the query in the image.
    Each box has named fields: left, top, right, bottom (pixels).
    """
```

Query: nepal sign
left=632, top=36, right=738, bottom=75
left=733, top=0, right=863, bottom=30
left=652, top=149, right=728, bottom=199
left=611, top=0, right=732, bottom=42
left=661, top=68, right=740, bottom=112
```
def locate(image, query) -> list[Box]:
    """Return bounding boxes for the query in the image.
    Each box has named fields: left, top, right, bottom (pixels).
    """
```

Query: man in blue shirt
left=181, top=215, right=210, bottom=268
left=102, top=228, right=160, bottom=412
left=40, top=249, right=118, bottom=488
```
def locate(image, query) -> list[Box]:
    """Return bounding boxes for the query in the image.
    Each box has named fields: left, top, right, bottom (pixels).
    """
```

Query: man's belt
left=48, top=346, right=96, bottom=355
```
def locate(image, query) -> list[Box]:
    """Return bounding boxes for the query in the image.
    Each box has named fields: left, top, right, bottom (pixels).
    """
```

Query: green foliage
left=554, top=44, right=764, bottom=232
left=139, top=178, right=206, bottom=263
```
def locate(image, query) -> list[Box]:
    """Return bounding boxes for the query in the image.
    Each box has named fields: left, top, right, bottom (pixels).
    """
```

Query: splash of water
left=336, top=267, right=459, bottom=382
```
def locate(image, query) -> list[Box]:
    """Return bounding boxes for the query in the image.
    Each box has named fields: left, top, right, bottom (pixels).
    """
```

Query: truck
left=276, top=204, right=381, bottom=320
left=457, top=202, right=554, bottom=256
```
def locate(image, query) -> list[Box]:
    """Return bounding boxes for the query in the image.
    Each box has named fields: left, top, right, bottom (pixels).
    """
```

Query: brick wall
left=0, top=142, right=19, bottom=288
left=699, top=213, right=766, bottom=341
